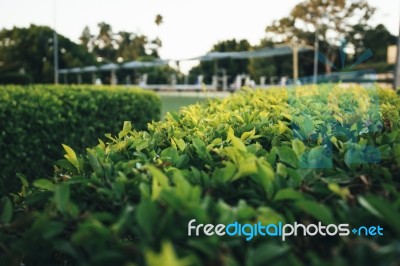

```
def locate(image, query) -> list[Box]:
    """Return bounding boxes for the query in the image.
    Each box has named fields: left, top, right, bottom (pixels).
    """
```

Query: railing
left=285, top=69, right=393, bottom=86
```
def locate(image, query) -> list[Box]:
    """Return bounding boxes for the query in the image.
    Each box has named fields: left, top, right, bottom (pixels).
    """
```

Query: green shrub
left=0, top=85, right=160, bottom=195
left=1, top=85, right=400, bottom=265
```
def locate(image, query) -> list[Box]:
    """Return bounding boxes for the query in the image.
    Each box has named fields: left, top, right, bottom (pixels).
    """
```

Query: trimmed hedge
left=0, top=85, right=160, bottom=195
left=1, top=85, right=400, bottom=265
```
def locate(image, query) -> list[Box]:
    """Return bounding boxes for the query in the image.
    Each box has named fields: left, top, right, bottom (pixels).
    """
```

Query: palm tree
left=155, top=14, right=163, bottom=27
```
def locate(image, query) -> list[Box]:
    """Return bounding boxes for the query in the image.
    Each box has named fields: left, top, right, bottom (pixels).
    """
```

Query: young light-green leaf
left=62, top=144, right=80, bottom=173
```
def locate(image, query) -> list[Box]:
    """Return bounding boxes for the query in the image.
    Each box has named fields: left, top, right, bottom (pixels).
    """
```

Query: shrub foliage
left=0, top=85, right=160, bottom=195
left=1, top=85, right=400, bottom=265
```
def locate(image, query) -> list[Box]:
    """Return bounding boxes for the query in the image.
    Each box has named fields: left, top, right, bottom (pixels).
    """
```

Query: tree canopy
left=0, top=25, right=95, bottom=83
left=265, top=0, right=376, bottom=73
left=79, top=22, right=161, bottom=62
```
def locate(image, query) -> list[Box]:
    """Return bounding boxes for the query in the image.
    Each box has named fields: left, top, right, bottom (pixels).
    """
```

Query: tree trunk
left=325, top=51, right=337, bottom=75
left=325, top=63, right=331, bottom=75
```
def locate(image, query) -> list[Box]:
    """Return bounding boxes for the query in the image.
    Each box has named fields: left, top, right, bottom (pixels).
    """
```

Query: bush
left=0, top=85, right=160, bottom=195
left=1, top=85, right=400, bottom=265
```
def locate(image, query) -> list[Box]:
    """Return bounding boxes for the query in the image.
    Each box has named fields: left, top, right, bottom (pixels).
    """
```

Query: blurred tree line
left=0, top=0, right=396, bottom=85
left=0, top=16, right=178, bottom=84
left=189, top=0, right=397, bottom=85
left=0, top=25, right=95, bottom=84
left=77, top=20, right=178, bottom=85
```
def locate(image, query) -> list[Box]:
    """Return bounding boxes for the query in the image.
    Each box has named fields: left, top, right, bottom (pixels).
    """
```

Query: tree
left=92, top=22, right=116, bottom=61
left=0, top=25, right=95, bottom=83
left=77, top=22, right=169, bottom=84
left=80, top=22, right=162, bottom=62
left=266, top=0, right=375, bottom=74
left=116, top=31, right=148, bottom=61
left=155, top=14, right=163, bottom=27
left=79, top=26, right=92, bottom=52
left=152, top=14, right=163, bottom=57
left=349, top=24, right=396, bottom=63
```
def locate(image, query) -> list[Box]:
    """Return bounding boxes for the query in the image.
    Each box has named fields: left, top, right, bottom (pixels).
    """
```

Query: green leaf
left=295, top=200, right=334, bottom=224
left=292, top=138, right=306, bottom=158
left=359, top=195, right=400, bottom=234
left=136, top=199, right=157, bottom=237
left=17, top=173, right=29, bottom=188
left=118, top=121, right=132, bottom=139
left=255, top=160, right=275, bottom=197
left=276, top=162, right=287, bottom=177
left=173, top=138, right=186, bottom=151
left=56, top=159, right=77, bottom=173
left=147, top=165, right=169, bottom=200
left=87, top=149, right=102, bottom=176
left=393, top=143, right=400, bottom=165
left=235, top=158, right=258, bottom=180
left=17, top=173, right=29, bottom=196
left=0, top=197, right=13, bottom=224
left=55, top=184, right=70, bottom=213
left=307, top=146, right=332, bottom=168
left=274, top=188, right=305, bottom=201
left=227, top=127, right=246, bottom=152
left=192, top=137, right=212, bottom=162
left=146, top=242, right=192, bottom=266
left=161, top=147, right=180, bottom=165
left=277, top=146, right=298, bottom=168
left=247, top=243, right=289, bottom=265
left=303, top=116, right=314, bottom=135
left=213, top=162, right=237, bottom=182
left=328, top=183, right=350, bottom=200
left=241, top=128, right=256, bottom=140
left=33, top=179, right=55, bottom=191
left=62, top=144, right=80, bottom=173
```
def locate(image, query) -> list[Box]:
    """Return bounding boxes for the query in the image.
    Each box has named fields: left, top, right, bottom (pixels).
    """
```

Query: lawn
left=159, top=94, right=208, bottom=118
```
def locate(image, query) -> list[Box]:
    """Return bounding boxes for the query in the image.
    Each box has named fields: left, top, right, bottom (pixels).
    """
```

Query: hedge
left=1, top=85, right=400, bottom=265
left=0, top=85, right=160, bottom=196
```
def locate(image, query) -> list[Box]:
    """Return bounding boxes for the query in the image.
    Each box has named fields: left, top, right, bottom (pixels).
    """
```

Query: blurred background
left=0, top=0, right=399, bottom=88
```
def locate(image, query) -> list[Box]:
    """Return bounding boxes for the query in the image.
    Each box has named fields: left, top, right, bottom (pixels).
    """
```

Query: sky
left=0, top=0, right=398, bottom=73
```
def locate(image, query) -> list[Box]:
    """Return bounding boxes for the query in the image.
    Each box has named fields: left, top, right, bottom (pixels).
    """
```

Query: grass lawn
left=159, top=95, right=208, bottom=118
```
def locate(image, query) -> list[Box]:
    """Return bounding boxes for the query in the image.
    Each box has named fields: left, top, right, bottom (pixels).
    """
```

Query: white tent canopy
left=99, top=63, right=119, bottom=71
left=69, top=67, right=82, bottom=73
left=185, top=44, right=313, bottom=61
left=58, top=44, right=313, bottom=83
left=82, top=66, right=98, bottom=73
left=123, top=60, right=169, bottom=69
left=59, top=60, right=170, bottom=74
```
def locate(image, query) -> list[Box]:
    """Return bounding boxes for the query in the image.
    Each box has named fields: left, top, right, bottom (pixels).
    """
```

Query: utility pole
left=53, top=0, right=59, bottom=84
left=394, top=13, right=400, bottom=90
left=292, top=44, right=298, bottom=84
left=313, top=28, right=319, bottom=84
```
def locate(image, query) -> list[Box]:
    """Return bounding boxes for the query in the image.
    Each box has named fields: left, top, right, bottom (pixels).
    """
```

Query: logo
left=188, top=219, right=384, bottom=241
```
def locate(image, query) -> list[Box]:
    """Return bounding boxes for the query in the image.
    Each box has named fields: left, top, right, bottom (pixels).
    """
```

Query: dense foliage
left=0, top=85, right=160, bottom=196
left=1, top=85, right=400, bottom=266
